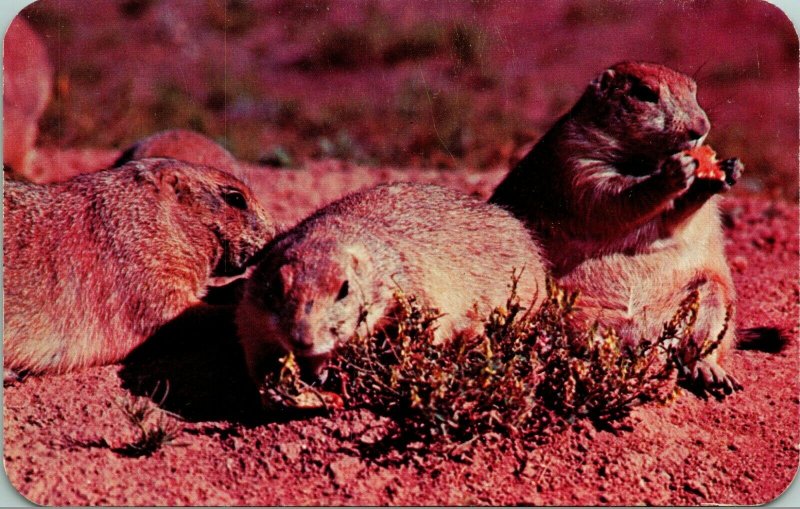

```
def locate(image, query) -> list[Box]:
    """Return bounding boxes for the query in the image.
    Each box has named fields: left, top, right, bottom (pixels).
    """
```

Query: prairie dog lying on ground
left=114, top=129, right=241, bottom=175
left=4, top=158, right=275, bottom=376
left=237, top=182, right=547, bottom=384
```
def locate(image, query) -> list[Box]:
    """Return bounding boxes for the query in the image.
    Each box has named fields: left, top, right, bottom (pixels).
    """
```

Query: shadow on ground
left=118, top=284, right=263, bottom=423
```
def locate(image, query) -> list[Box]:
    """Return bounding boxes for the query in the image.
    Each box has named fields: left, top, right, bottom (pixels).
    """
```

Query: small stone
left=328, top=457, right=363, bottom=487
left=278, top=442, right=303, bottom=462
left=684, top=481, right=709, bottom=499
left=730, top=255, right=748, bottom=272
left=358, top=434, right=376, bottom=445
left=225, top=437, right=241, bottom=451
left=519, top=461, right=539, bottom=479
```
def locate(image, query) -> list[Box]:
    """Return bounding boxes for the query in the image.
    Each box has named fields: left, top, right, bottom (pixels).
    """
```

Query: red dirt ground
left=3, top=0, right=799, bottom=505
left=3, top=151, right=799, bottom=506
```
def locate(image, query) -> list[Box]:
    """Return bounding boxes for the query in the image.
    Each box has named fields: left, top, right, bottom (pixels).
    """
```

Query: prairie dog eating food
left=490, top=61, right=744, bottom=394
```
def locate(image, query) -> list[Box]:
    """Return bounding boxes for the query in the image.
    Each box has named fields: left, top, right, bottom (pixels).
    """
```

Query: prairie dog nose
left=688, top=114, right=710, bottom=140
left=290, top=323, right=314, bottom=350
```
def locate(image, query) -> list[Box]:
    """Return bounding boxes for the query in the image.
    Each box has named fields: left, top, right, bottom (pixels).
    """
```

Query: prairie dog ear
left=278, top=264, right=295, bottom=294
left=162, top=166, right=192, bottom=199
left=147, top=164, right=192, bottom=201
left=132, top=162, right=189, bottom=198
left=344, top=244, right=372, bottom=276
left=590, top=68, right=617, bottom=96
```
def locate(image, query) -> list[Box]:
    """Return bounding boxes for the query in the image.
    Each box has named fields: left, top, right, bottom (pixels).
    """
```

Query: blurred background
left=13, top=0, right=799, bottom=199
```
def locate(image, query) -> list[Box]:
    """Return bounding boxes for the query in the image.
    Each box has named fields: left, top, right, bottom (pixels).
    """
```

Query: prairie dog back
left=237, top=182, right=547, bottom=385
left=114, top=129, right=241, bottom=176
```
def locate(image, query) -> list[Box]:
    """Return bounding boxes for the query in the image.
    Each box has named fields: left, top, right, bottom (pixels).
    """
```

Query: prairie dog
left=4, top=158, right=275, bottom=375
left=114, top=129, right=241, bottom=176
left=490, top=61, right=743, bottom=394
left=3, top=17, right=53, bottom=180
left=237, top=182, right=547, bottom=384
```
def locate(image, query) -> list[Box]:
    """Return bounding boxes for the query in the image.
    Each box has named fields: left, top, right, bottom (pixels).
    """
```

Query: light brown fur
left=114, top=129, right=241, bottom=176
left=237, top=182, right=547, bottom=384
left=4, top=158, right=276, bottom=375
left=3, top=18, right=53, bottom=180
left=490, top=61, right=743, bottom=394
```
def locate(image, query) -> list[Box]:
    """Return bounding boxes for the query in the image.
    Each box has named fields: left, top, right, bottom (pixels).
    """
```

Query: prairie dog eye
left=630, top=83, right=659, bottom=103
left=264, top=274, right=284, bottom=305
left=335, top=281, right=349, bottom=301
left=222, top=189, right=248, bottom=210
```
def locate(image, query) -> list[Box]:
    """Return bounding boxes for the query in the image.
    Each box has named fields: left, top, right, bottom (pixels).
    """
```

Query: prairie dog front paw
left=660, top=152, right=697, bottom=194
left=720, top=157, right=744, bottom=187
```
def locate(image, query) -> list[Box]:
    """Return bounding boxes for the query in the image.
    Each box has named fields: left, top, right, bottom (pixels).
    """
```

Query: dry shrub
left=114, top=389, right=183, bottom=458
left=535, top=286, right=727, bottom=423
left=326, top=279, right=550, bottom=444
left=262, top=275, right=726, bottom=455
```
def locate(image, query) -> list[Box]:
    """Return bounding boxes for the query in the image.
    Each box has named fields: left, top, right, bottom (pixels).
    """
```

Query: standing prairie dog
left=3, top=17, right=53, bottom=180
left=114, top=129, right=241, bottom=176
left=237, top=182, right=547, bottom=385
left=490, top=61, right=744, bottom=394
left=4, top=158, right=276, bottom=376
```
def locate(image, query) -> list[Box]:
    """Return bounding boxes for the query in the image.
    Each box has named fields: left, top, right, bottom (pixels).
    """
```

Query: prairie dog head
left=130, top=158, right=276, bottom=276
left=576, top=61, right=710, bottom=159
left=238, top=240, right=391, bottom=380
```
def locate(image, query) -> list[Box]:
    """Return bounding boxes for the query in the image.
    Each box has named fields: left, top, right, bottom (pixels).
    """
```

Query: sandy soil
left=3, top=151, right=798, bottom=506
left=4, top=0, right=798, bottom=504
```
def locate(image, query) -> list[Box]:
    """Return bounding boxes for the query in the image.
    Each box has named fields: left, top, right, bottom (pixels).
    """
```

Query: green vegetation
left=25, top=1, right=530, bottom=171
left=114, top=390, right=182, bottom=458
left=294, top=4, right=469, bottom=71
left=24, top=1, right=792, bottom=195
left=263, top=276, right=724, bottom=457
left=205, top=0, right=258, bottom=36
left=118, top=0, right=155, bottom=18
left=562, top=0, right=631, bottom=25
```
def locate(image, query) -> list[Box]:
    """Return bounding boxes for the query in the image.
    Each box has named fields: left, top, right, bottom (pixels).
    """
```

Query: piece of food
left=287, top=389, right=345, bottom=410
left=684, top=145, right=725, bottom=181
left=261, top=353, right=346, bottom=411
